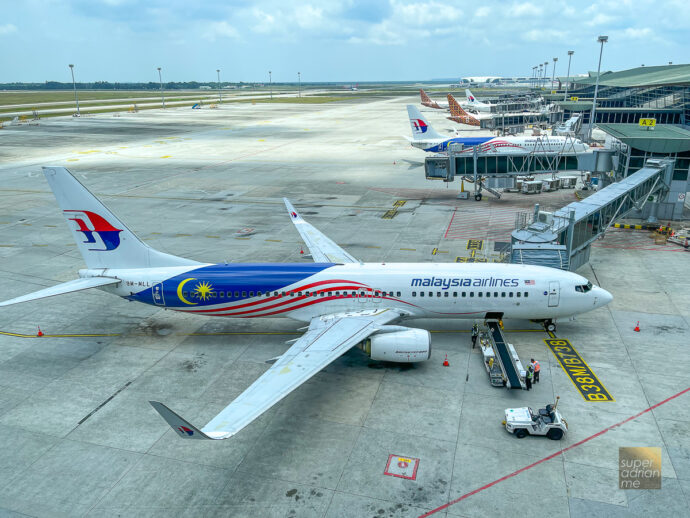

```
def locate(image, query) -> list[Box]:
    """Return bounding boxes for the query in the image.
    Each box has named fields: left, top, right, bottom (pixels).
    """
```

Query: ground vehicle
left=502, top=400, right=568, bottom=440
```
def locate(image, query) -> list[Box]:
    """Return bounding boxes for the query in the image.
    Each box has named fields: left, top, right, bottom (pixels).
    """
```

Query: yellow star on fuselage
left=193, top=281, right=214, bottom=301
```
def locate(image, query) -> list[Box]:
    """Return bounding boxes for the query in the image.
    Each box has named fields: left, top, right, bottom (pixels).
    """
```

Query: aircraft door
left=548, top=281, right=560, bottom=307
left=152, top=281, right=166, bottom=306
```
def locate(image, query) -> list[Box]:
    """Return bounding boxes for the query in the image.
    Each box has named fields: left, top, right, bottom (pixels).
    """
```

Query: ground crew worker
left=471, top=324, right=478, bottom=348
left=525, top=366, right=533, bottom=390
left=531, top=358, right=541, bottom=383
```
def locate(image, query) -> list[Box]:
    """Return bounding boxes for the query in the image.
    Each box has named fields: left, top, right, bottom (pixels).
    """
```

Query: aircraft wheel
left=474, top=193, right=482, bottom=201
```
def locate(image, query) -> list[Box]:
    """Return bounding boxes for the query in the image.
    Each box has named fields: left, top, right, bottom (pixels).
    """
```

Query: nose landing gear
left=543, top=320, right=556, bottom=333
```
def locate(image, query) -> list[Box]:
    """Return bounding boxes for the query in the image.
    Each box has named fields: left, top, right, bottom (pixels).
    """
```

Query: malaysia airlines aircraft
left=406, top=105, right=589, bottom=154
left=420, top=89, right=448, bottom=110
left=0, top=167, right=612, bottom=440
left=464, top=89, right=493, bottom=113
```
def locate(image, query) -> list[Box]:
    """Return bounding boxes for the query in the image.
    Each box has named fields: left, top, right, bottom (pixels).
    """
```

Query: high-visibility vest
left=534, top=361, right=541, bottom=372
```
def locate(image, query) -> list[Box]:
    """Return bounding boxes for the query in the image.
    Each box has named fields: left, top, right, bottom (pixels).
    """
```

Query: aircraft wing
left=0, top=276, right=120, bottom=307
left=283, top=198, right=358, bottom=264
left=150, top=308, right=401, bottom=440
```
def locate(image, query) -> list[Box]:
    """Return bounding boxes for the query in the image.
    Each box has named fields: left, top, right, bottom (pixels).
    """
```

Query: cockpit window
left=575, top=281, right=593, bottom=293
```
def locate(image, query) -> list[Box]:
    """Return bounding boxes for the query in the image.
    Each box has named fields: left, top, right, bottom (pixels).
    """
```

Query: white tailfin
left=465, top=89, right=478, bottom=104
left=42, top=166, right=199, bottom=269
left=406, top=105, right=443, bottom=140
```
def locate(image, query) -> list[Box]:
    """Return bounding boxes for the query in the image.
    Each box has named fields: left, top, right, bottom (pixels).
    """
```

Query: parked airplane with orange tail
left=419, top=89, right=448, bottom=110
left=447, top=94, right=481, bottom=126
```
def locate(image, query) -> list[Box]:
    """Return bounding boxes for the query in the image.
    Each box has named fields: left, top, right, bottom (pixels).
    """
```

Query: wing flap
left=0, top=276, right=120, bottom=307
left=283, top=198, right=358, bottom=264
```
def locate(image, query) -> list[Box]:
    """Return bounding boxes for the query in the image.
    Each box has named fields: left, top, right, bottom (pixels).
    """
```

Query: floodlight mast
left=68, top=64, right=80, bottom=116
left=298, top=71, right=301, bottom=98
left=269, top=70, right=272, bottom=100
left=217, top=69, right=222, bottom=103
left=564, top=51, right=574, bottom=101
left=588, top=35, right=608, bottom=141
left=551, top=57, right=558, bottom=90
left=157, top=67, right=165, bottom=109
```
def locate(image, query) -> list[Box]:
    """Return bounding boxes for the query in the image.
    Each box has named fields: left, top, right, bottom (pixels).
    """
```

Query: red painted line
left=444, top=209, right=457, bottom=239
left=418, top=386, right=690, bottom=518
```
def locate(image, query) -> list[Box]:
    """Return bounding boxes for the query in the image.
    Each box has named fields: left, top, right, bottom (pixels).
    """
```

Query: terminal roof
left=571, top=64, right=690, bottom=88
left=596, top=124, right=690, bottom=153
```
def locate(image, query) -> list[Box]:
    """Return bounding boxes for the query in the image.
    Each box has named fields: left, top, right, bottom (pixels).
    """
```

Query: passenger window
left=517, top=292, right=521, bottom=298
left=412, top=291, right=417, bottom=297
left=462, top=292, right=466, bottom=297
left=486, top=292, right=490, bottom=297
left=509, top=292, right=513, bottom=298
left=280, top=291, right=285, bottom=297
left=428, top=292, right=433, bottom=297
left=297, top=291, right=302, bottom=296
left=420, top=292, right=425, bottom=297
left=470, top=292, right=474, bottom=297
left=444, top=292, right=449, bottom=297
left=501, top=292, right=505, bottom=297
left=524, top=292, right=528, bottom=297
left=494, top=292, right=498, bottom=297
left=397, top=291, right=401, bottom=297
left=211, top=293, right=216, bottom=298
left=249, top=292, right=254, bottom=297
left=183, top=291, right=188, bottom=297
left=453, top=292, right=457, bottom=297
left=437, top=292, right=441, bottom=297
left=335, top=291, right=340, bottom=296
left=242, top=291, right=247, bottom=297
left=478, top=292, right=483, bottom=297
left=257, top=291, right=262, bottom=297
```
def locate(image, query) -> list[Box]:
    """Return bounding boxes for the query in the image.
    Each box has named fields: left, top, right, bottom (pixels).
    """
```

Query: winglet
left=149, top=401, right=214, bottom=440
left=284, top=198, right=303, bottom=222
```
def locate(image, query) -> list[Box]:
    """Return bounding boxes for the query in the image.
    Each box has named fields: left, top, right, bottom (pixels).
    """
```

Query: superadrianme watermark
left=619, top=447, right=661, bottom=489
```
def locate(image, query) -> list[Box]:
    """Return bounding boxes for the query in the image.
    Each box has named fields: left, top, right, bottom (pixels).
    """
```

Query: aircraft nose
left=596, top=287, right=613, bottom=307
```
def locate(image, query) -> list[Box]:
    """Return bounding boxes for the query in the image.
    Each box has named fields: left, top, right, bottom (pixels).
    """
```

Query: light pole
left=269, top=70, right=272, bottom=100
left=68, top=64, right=80, bottom=116
left=551, top=57, right=558, bottom=91
left=543, top=61, right=549, bottom=88
left=216, top=69, right=222, bottom=103
left=539, top=64, right=543, bottom=88
left=157, top=67, right=165, bottom=109
left=298, top=71, right=301, bottom=98
left=532, top=66, right=537, bottom=88
left=589, top=35, right=608, bottom=141
left=564, top=51, right=574, bottom=101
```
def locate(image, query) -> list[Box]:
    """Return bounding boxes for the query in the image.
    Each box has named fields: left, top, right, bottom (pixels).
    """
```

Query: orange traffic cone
left=442, top=354, right=449, bottom=367
left=634, top=321, right=640, bottom=332
left=37, top=326, right=44, bottom=337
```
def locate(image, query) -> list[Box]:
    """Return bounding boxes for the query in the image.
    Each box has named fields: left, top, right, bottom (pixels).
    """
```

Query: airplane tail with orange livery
left=446, top=94, right=480, bottom=127
left=420, top=89, right=442, bottom=109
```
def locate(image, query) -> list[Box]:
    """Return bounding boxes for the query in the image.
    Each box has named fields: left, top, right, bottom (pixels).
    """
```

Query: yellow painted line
left=77, top=150, right=101, bottom=154
left=436, top=250, right=448, bottom=254
left=44, top=225, right=57, bottom=228
left=265, top=239, right=282, bottom=242
left=205, top=235, right=220, bottom=239
left=400, top=248, right=416, bottom=251
left=150, top=232, right=161, bottom=235
left=175, top=234, right=191, bottom=237
left=32, top=244, right=48, bottom=247
left=393, top=200, right=407, bottom=207
left=258, top=139, right=265, bottom=142
left=545, top=338, right=614, bottom=402
left=432, top=248, right=438, bottom=255
left=67, top=159, right=79, bottom=162
left=160, top=155, right=172, bottom=159
left=0, top=245, right=15, bottom=247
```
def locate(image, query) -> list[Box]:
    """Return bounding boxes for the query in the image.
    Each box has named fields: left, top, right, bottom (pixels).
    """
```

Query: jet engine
left=359, top=327, right=431, bottom=363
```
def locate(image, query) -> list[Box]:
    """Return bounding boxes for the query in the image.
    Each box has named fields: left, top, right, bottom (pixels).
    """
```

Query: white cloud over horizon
left=0, top=0, right=688, bottom=82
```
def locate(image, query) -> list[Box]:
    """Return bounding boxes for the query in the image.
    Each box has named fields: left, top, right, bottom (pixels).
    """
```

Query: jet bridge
left=511, top=159, right=674, bottom=270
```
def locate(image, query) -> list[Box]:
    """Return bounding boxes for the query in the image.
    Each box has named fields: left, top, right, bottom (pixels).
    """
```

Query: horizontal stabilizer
left=149, top=401, right=213, bottom=440
left=0, top=276, right=120, bottom=307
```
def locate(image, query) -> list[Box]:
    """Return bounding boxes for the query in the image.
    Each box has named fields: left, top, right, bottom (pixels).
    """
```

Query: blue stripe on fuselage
left=129, top=263, right=337, bottom=307
left=424, top=136, right=493, bottom=153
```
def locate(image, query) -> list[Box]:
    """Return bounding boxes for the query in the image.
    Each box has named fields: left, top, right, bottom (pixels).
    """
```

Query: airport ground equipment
left=541, top=178, right=560, bottom=192
left=484, top=320, right=526, bottom=390
left=503, top=400, right=568, bottom=440
left=559, top=175, right=578, bottom=188
left=512, top=159, right=676, bottom=270
left=522, top=180, right=543, bottom=194
left=477, top=323, right=526, bottom=388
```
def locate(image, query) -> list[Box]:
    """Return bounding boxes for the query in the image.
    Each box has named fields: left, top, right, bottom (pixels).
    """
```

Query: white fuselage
left=93, top=262, right=611, bottom=323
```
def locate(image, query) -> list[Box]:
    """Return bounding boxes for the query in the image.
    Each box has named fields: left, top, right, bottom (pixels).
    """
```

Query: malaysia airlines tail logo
left=64, top=210, right=123, bottom=251
left=468, top=95, right=476, bottom=102
left=177, top=426, right=194, bottom=436
left=412, top=119, right=428, bottom=133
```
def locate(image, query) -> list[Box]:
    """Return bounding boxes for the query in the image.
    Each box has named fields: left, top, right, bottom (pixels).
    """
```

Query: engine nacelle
left=359, top=328, right=431, bottom=363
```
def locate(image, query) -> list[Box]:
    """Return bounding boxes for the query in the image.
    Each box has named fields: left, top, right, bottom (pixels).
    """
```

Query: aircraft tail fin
left=42, top=166, right=200, bottom=270
left=406, top=105, right=443, bottom=140
left=465, top=89, right=477, bottom=104
left=447, top=94, right=480, bottom=126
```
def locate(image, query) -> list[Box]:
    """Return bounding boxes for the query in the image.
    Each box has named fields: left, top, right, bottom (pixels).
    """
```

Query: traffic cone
left=634, top=321, right=640, bottom=332
left=37, top=326, right=44, bottom=337
left=300, top=247, right=304, bottom=255
left=442, top=354, right=449, bottom=367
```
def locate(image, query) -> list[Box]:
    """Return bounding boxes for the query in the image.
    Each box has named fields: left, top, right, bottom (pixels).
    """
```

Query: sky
left=1, top=0, right=689, bottom=83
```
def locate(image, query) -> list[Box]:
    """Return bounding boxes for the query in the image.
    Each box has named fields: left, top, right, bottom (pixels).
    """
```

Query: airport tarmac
left=0, top=96, right=689, bottom=517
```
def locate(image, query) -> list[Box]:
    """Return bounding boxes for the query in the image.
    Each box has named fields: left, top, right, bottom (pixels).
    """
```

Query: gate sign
left=639, top=118, right=656, bottom=127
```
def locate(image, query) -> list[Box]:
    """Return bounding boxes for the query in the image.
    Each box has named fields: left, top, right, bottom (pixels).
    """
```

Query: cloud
left=204, top=21, right=239, bottom=40
left=0, top=23, right=17, bottom=35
